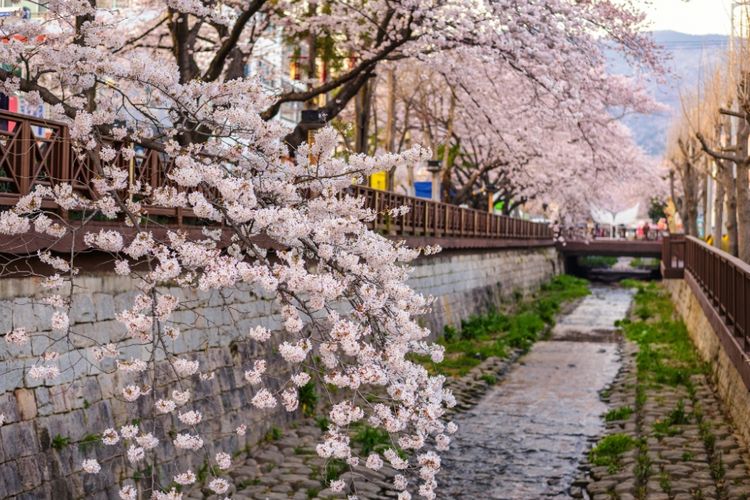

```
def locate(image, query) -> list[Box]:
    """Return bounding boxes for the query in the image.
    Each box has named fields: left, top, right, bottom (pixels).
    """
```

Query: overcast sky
left=641, top=0, right=734, bottom=35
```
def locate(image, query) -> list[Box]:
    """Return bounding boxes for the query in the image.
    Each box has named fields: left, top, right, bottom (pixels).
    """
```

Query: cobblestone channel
left=189, top=284, right=750, bottom=499
left=584, top=283, right=750, bottom=500
left=437, top=286, right=634, bottom=499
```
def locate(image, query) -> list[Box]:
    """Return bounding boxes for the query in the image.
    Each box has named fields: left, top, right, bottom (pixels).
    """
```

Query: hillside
left=608, top=30, right=729, bottom=157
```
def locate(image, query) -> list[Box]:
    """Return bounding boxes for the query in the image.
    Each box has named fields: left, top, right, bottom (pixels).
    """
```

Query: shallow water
left=437, top=286, right=634, bottom=499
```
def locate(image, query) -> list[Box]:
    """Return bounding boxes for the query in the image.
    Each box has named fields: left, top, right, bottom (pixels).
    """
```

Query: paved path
left=438, top=286, right=634, bottom=499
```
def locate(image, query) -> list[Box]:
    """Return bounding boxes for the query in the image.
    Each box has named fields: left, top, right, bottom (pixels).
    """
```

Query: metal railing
left=661, top=235, right=750, bottom=388
left=661, top=234, right=686, bottom=279
left=350, top=186, right=552, bottom=240
left=684, top=236, right=750, bottom=349
left=0, top=109, right=553, bottom=242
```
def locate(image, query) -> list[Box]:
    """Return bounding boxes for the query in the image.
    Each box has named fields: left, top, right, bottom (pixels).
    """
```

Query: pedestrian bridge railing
left=661, top=234, right=686, bottom=279
left=351, top=186, right=552, bottom=242
left=0, top=109, right=553, bottom=248
left=663, top=235, right=750, bottom=387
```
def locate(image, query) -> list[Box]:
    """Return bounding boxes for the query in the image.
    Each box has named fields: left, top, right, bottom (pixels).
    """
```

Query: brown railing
left=684, top=237, right=750, bottom=347
left=350, top=186, right=552, bottom=240
left=662, top=235, right=750, bottom=388
left=0, top=109, right=193, bottom=221
left=661, top=234, right=686, bottom=279
left=0, top=109, right=553, bottom=243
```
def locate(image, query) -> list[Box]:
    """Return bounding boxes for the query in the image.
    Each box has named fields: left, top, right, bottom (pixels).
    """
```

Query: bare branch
left=696, top=132, right=743, bottom=164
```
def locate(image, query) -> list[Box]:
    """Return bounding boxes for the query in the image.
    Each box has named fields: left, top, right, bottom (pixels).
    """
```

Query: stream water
left=437, top=286, right=635, bottom=499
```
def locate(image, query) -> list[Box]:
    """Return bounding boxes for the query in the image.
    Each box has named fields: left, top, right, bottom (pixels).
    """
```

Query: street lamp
left=426, top=160, right=442, bottom=201
left=299, top=109, right=328, bottom=164
left=300, top=109, right=328, bottom=132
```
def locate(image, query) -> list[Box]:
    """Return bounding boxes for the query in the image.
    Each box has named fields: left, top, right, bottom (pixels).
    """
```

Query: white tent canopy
left=590, top=203, right=640, bottom=226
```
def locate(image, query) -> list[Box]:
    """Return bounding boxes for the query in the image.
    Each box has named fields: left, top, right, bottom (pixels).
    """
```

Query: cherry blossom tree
left=359, top=47, right=662, bottom=217
left=0, top=0, right=664, bottom=498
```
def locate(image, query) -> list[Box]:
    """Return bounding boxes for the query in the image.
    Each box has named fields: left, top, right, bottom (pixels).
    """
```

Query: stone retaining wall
left=0, top=245, right=559, bottom=498
left=663, top=278, right=750, bottom=450
left=409, top=246, right=561, bottom=335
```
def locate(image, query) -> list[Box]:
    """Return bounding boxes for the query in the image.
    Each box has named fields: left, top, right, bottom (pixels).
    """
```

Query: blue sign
left=414, top=181, right=432, bottom=199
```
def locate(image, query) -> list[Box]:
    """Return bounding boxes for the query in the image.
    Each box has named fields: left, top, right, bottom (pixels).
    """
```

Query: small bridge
left=557, top=239, right=663, bottom=258
left=557, top=238, right=664, bottom=281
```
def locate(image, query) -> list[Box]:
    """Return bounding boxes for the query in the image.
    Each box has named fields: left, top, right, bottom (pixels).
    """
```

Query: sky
left=641, top=0, right=734, bottom=35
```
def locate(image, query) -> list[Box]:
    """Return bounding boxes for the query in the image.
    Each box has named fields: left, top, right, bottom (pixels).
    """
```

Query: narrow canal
left=438, top=286, right=635, bottom=499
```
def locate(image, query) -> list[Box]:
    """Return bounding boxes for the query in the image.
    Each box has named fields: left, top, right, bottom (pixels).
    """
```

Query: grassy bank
left=588, top=280, right=714, bottom=495
left=580, top=255, right=618, bottom=268
left=617, top=280, right=706, bottom=389
left=630, top=257, right=660, bottom=270
left=415, top=275, right=590, bottom=377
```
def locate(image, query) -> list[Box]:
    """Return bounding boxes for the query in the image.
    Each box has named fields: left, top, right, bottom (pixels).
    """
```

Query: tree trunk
left=726, top=181, right=739, bottom=257
left=354, top=79, right=375, bottom=154
left=679, top=163, right=700, bottom=236
left=717, top=162, right=739, bottom=256
left=700, top=172, right=708, bottom=237
left=384, top=68, right=397, bottom=190
left=736, top=162, right=750, bottom=261
left=440, top=92, right=456, bottom=201
left=735, top=120, right=750, bottom=262
left=713, top=176, right=725, bottom=249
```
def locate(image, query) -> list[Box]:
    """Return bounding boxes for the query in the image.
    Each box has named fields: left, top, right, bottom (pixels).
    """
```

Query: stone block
left=70, top=294, right=96, bottom=324
left=0, top=461, right=24, bottom=497
left=40, top=408, right=88, bottom=443
left=0, top=391, right=19, bottom=424
left=112, top=290, right=139, bottom=315
left=0, top=336, right=33, bottom=362
left=47, top=385, right=70, bottom=414
left=0, top=420, right=40, bottom=458
left=16, top=455, right=43, bottom=492
left=30, top=332, right=53, bottom=357
left=92, top=293, right=116, bottom=321
left=202, top=306, right=229, bottom=327
left=0, top=359, right=26, bottom=392
left=14, top=388, right=37, bottom=420
left=0, top=300, right=13, bottom=334
left=12, top=301, right=38, bottom=332
left=32, top=302, right=55, bottom=331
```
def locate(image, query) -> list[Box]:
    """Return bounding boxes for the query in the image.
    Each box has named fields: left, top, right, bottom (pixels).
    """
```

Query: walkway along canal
left=438, top=286, right=634, bottom=499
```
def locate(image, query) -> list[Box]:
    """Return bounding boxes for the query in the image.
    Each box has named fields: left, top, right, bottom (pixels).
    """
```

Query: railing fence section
left=0, top=109, right=552, bottom=242
left=661, top=234, right=686, bottom=279
left=349, top=186, right=551, bottom=241
left=684, top=237, right=749, bottom=351
left=663, top=234, right=750, bottom=388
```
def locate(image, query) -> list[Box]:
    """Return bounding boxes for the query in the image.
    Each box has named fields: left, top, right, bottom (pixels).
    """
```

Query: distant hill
left=607, top=30, right=729, bottom=157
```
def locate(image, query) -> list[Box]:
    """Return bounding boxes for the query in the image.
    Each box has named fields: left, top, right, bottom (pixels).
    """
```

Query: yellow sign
left=370, top=171, right=387, bottom=191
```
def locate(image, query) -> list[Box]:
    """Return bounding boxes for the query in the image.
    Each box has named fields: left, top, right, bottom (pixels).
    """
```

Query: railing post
left=433, top=203, right=439, bottom=236
left=17, top=120, right=31, bottom=195
left=59, top=124, right=71, bottom=220
left=742, top=274, right=748, bottom=349
left=374, top=190, right=381, bottom=231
